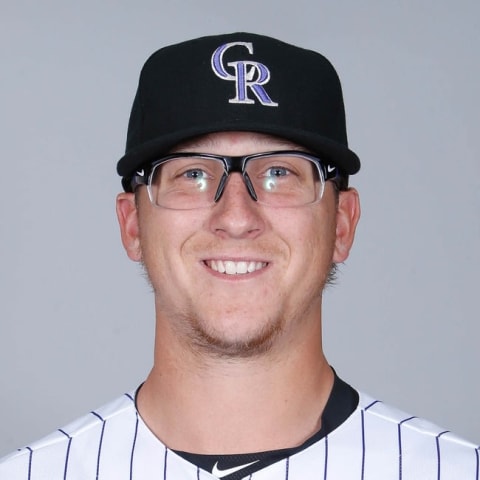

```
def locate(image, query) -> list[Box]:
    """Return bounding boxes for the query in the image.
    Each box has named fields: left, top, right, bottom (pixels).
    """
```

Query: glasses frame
left=128, top=150, right=341, bottom=209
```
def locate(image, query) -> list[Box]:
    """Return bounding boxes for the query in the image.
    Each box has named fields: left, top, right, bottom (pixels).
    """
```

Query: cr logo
left=211, top=42, right=279, bottom=107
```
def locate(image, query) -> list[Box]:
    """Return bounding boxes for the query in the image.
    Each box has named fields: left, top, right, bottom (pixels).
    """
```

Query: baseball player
left=1, top=32, right=478, bottom=479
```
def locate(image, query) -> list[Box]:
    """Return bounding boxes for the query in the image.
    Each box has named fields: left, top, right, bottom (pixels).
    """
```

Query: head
left=116, top=33, right=361, bottom=358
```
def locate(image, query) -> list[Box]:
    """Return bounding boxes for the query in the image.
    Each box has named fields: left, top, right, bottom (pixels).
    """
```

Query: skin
left=116, top=131, right=360, bottom=454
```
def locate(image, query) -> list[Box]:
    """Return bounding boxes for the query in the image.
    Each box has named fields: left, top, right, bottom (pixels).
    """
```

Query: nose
left=214, top=170, right=257, bottom=203
left=208, top=173, right=265, bottom=239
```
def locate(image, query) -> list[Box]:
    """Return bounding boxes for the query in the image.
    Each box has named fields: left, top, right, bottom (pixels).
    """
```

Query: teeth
left=236, top=262, right=248, bottom=274
left=208, top=260, right=266, bottom=275
left=225, top=261, right=236, bottom=274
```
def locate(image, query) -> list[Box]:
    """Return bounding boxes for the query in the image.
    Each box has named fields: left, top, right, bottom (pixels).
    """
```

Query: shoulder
left=357, top=391, right=477, bottom=447
left=342, top=392, right=479, bottom=476
left=0, top=392, right=138, bottom=479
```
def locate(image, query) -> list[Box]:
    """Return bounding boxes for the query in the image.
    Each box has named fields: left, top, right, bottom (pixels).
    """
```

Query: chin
left=188, top=314, right=284, bottom=359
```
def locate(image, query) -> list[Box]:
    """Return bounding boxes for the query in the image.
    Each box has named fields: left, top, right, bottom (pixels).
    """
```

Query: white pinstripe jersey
left=1, top=390, right=478, bottom=479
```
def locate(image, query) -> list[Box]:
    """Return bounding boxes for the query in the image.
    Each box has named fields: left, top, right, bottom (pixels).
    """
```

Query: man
left=1, top=32, right=478, bottom=479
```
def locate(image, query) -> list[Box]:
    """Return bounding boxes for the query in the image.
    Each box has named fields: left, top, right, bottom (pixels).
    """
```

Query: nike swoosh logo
left=212, top=460, right=259, bottom=478
left=327, top=165, right=336, bottom=173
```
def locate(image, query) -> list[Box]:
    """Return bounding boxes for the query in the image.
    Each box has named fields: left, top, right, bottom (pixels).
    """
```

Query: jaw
left=149, top=253, right=325, bottom=360
left=187, top=310, right=284, bottom=359
left=148, top=259, right=282, bottom=358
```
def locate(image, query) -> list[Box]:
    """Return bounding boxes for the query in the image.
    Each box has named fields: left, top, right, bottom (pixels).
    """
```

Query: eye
left=184, top=169, right=207, bottom=179
left=179, top=167, right=212, bottom=192
left=266, top=166, right=289, bottom=177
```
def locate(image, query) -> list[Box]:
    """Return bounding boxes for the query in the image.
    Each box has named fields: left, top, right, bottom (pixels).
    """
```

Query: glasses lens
left=148, top=156, right=226, bottom=209
left=146, top=153, right=325, bottom=209
left=245, top=153, right=324, bottom=207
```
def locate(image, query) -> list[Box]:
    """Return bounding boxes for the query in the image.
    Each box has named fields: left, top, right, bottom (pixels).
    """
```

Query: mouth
left=204, top=260, right=268, bottom=275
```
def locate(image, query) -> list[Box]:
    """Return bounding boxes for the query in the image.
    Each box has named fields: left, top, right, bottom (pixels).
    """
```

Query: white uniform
left=1, top=390, right=478, bottom=479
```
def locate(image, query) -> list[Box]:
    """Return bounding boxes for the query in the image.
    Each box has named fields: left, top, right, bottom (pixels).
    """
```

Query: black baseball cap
left=117, top=32, right=360, bottom=188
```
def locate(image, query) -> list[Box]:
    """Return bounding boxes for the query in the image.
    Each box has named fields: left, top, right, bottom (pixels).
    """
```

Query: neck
left=136, top=311, right=333, bottom=454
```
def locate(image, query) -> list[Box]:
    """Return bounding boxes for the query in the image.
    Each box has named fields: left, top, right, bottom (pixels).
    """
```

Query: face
left=117, top=132, right=360, bottom=358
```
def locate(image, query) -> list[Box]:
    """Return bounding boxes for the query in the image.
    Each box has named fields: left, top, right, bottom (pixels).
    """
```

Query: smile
left=205, top=260, right=268, bottom=275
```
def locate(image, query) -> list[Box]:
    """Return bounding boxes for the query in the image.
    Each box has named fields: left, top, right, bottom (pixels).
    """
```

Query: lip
left=203, top=259, right=269, bottom=276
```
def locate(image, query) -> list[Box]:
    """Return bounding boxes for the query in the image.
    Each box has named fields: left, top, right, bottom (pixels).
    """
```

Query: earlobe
left=116, top=192, right=142, bottom=262
left=333, top=188, right=361, bottom=263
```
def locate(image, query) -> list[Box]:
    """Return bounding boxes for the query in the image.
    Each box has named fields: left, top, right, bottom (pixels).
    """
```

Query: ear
left=332, top=188, right=361, bottom=263
left=116, top=192, right=142, bottom=262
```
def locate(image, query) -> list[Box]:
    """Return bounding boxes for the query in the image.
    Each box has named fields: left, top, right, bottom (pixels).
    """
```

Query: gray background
left=1, top=0, right=479, bottom=457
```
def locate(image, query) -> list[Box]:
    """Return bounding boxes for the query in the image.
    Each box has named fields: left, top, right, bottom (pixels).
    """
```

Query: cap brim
left=117, top=122, right=360, bottom=178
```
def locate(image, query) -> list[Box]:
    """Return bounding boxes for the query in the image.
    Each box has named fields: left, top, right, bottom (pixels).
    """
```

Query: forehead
left=170, top=131, right=308, bottom=155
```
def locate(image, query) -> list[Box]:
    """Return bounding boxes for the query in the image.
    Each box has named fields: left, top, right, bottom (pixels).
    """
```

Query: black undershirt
left=171, top=370, right=359, bottom=480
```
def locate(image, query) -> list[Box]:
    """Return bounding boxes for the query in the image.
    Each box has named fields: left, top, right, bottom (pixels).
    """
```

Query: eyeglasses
left=128, top=151, right=339, bottom=209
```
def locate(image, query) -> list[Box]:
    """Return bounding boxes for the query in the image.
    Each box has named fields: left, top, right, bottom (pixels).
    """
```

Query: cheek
left=303, top=224, right=336, bottom=273
left=274, top=207, right=337, bottom=277
left=290, top=207, right=336, bottom=250
left=137, top=210, right=204, bottom=278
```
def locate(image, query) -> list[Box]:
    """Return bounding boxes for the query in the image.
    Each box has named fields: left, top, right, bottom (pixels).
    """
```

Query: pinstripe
left=360, top=401, right=381, bottom=480
left=397, top=422, right=402, bottom=480
left=360, top=410, right=366, bottom=480
left=58, top=430, right=72, bottom=480
left=323, top=435, right=328, bottom=480
left=163, top=446, right=168, bottom=480
left=123, top=392, right=138, bottom=480
left=285, top=456, right=289, bottom=480
left=196, top=465, right=200, bottom=479
left=397, top=416, right=416, bottom=480
left=26, top=447, right=33, bottom=480
left=475, top=448, right=479, bottom=480
left=91, top=411, right=106, bottom=480
left=436, top=431, right=449, bottom=480
left=129, top=412, right=139, bottom=480
left=364, top=400, right=381, bottom=411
